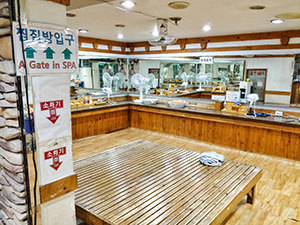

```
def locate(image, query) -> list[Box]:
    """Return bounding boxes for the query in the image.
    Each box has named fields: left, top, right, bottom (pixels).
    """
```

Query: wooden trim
left=40, top=174, right=77, bottom=203
left=128, top=30, right=300, bottom=47
left=78, top=30, right=300, bottom=55
left=76, top=206, right=110, bottom=225
left=47, top=0, right=70, bottom=6
left=265, top=90, right=291, bottom=96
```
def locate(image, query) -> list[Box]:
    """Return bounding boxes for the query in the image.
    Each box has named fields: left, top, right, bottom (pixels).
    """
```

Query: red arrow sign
left=47, top=108, right=60, bottom=124
left=44, top=147, right=66, bottom=171
left=50, top=156, right=63, bottom=171
left=40, top=100, right=63, bottom=124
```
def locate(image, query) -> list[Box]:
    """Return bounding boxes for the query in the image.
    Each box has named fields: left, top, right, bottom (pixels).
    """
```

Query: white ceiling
left=67, top=0, right=300, bottom=42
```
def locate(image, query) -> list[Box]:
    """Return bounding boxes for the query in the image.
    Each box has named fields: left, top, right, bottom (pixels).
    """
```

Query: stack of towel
left=199, top=152, right=224, bottom=167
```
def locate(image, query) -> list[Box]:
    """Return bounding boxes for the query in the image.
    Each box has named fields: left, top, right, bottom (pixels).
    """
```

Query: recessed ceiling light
left=168, top=1, right=190, bottom=10
left=121, top=1, right=135, bottom=8
left=271, top=19, right=284, bottom=24
left=202, top=25, right=211, bottom=32
left=66, top=13, right=76, bottom=17
left=249, top=5, right=265, bottom=10
left=117, top=33, right=124, bottom=39
left=79, top=29, right=88, bottom=33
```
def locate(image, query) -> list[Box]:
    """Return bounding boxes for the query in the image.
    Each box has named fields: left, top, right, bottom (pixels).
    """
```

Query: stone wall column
left=0, top=1, right=30, bottom=224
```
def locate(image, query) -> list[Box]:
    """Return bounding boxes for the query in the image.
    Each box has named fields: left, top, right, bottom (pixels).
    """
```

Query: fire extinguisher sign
left=32, top=75, right=74, bottom=186
left=40, top=100, right=64, bottom=124
left=44, top=147, right=66, bottom=171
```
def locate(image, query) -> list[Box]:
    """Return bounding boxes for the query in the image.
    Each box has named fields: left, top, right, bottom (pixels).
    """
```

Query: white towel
left=199, top=152, right=224, bottom=167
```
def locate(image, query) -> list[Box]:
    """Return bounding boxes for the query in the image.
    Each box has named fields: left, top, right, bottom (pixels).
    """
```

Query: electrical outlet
left=275, top=111, right=283, bottom=117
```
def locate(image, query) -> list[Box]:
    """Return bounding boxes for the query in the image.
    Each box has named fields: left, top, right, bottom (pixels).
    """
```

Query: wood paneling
left=79, top=30, right=300, bottom=55
left=129, top=106, right=300, bottom=161
left=39, top=174, right=77, bottom=204
left=71, top=104, right=300, bottom=160
left=72, top=106, right=130, bottom=139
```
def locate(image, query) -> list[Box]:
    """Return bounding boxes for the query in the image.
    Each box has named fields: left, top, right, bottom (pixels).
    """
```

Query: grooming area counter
left=71, top=102, right=300, bottom=161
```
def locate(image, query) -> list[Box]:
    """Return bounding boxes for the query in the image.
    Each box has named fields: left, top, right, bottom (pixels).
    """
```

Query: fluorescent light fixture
left=271, top=19, right=284, bottom=24
left=121, top=1, right=135, bottom=8
left=79, top=29, right=88, bottom=33
left=117, top=33, right=124, bottom=39
left=202, top=25, right=211, bottom=32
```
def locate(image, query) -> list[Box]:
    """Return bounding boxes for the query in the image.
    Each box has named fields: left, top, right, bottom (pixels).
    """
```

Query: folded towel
left=199, top=152, right=224, bottom=167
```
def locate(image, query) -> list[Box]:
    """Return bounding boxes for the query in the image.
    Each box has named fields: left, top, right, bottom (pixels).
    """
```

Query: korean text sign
left=12, top=22, right=78, bottom=75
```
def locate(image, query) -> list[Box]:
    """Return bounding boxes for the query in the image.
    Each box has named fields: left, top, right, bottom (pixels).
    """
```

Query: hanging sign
left=200, top=56, right=214, bottom=64
left=12, top=22, right=78, bottom=75
left=32, top=75, right=74, bottom=185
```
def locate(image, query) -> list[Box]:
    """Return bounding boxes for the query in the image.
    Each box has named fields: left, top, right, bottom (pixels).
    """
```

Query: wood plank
left=39, top=174, right=77, bottom=203
left=265, top=90, right=291, bottom=96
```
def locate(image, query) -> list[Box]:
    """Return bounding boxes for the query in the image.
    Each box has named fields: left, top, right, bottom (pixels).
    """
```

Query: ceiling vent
left=168, top=1, right=189, bottom=10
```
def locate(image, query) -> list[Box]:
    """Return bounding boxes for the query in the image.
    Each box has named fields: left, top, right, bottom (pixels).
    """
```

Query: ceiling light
left=79, top=29, right=88, bottom=33
left=168, top=1, right=190, bottom=10
left=202, top=25, right=211, bottom=32
left=271, top=19, right=284, bottom=24
left=121, top=1, right=135, bottom=8
left=249, top=5, right=265, bottom=10
left=117, top=33, right=124, bottom=39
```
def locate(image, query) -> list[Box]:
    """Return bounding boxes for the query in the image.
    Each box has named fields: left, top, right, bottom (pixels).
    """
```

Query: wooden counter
left=72, top=104, right=130, bottom=139
left=71, top=102, right=300, bottom=161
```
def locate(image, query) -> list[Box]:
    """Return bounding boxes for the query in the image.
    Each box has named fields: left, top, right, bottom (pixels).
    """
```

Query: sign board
left=226, top=91, right=240, bottom=102
left=12, top=22, right=78, bottom=75
left=32, top=75, right=73, bottom=185
left=200, top=57, right=214, bottom=64
left=211, top=95, right=225, bottom=101
left=44, top=147, right=66, bottom=171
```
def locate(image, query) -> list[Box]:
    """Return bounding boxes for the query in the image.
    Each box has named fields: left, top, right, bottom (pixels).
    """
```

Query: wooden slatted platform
left=74, top=140, right=262, bottom=225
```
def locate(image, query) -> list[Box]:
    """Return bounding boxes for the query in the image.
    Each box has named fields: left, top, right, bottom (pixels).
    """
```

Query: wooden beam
left=40, top=174, right=77, bottom=203
left=78, top=30, right=300, bottom=55
left=281, top=35, right=290, bottom=46
left=47, top=0, right=70, bottom=6
left=265, top=90, right=291, bottom=96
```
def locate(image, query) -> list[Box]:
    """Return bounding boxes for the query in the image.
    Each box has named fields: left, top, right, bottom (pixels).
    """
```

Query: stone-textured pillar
left=0, top=1, right=29, bottom=225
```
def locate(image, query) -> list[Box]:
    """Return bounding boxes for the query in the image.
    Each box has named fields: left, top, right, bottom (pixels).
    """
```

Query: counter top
left=71, top=100, right=300, bottom=129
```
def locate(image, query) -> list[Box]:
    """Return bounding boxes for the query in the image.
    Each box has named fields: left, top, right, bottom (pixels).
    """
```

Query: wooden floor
left=74, top=140, right=261, bottom=225
left=73, top=128, right=300, bottom=225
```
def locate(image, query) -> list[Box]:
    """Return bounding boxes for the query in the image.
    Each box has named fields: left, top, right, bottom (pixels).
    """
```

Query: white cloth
left=199, top=152, right=225, bottom=167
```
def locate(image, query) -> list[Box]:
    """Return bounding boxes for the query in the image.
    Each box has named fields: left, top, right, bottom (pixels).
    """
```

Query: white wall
left=245, top=57, right=294, bottom=104
left=139, top=60, right=160, bottom=76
